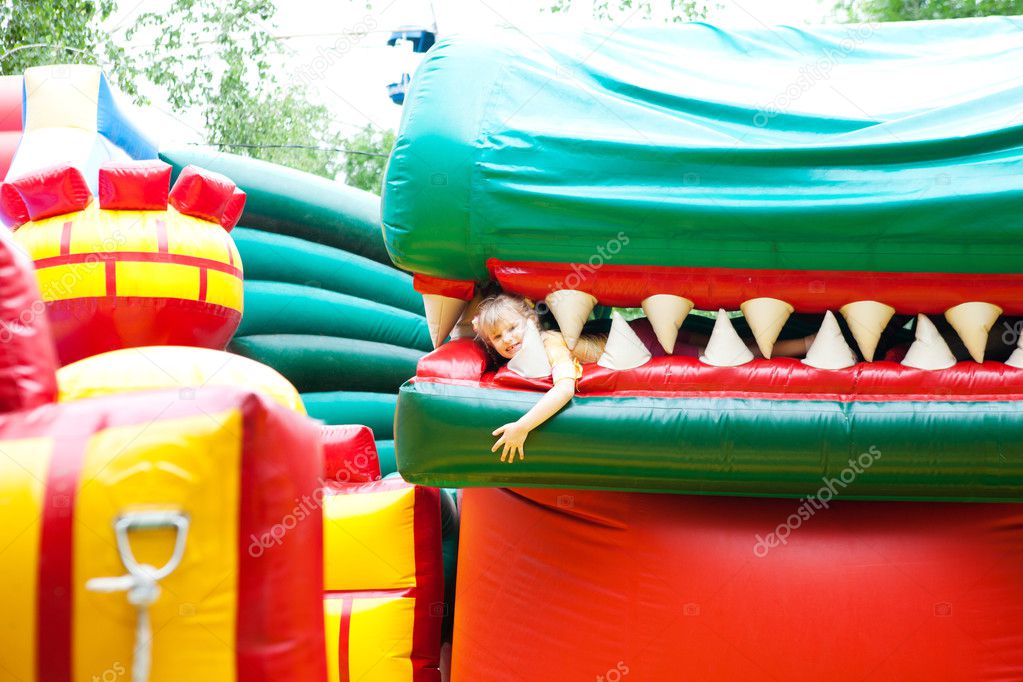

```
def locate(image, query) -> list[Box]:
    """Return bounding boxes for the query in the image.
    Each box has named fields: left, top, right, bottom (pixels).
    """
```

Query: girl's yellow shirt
left=541, top=330, right=606, bottom=382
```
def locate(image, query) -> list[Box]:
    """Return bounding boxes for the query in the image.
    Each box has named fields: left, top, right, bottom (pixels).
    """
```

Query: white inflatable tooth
left=945, top=302, right=1002, bottom=363
left=740, top=297, right=793, bottom=359
left=699, top=309, right=754, bottom=367
left=507, top=322, right=552, bottom=378
left=449, top=292, right=483, bottom=340
left=641, top=294, right=693, bottom=354
left=545, top=289, right=597, bottom=350
left=802, top=310, right=857, bottom=370
left=598, top=310, right=652, bottom=370
left=1006, top=334, right=1023, bottom=369
left=422, top=294, right=468, bottom=348
left=902, top=314, right=956, bottom=370
left=840, top=300, right=895, bottom=362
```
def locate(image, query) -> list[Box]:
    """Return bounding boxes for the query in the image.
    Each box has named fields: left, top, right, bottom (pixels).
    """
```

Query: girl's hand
left=492, top=420, right=530, bottom=463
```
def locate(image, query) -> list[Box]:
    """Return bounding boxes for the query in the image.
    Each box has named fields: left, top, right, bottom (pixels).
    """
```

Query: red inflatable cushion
left=0, top=228, right=58, bottom=412
left=417, top=338, right=1023, bottom=401
left=576, top=356, right=1023, bottom=400
left=454, top=487, right=1023, bottom=680
left=0, top=182, right=29, bottom=228
left=168, top=164, right=237, bottom=225
left=322, top=424, right=381, bottom=484
left=416, top=338, right=489, bottom=380
left=98, top=160, right=171, bottom=210
left=220, top=187, right=246, bottom=232
left=1, top=165, right=92, bottom=226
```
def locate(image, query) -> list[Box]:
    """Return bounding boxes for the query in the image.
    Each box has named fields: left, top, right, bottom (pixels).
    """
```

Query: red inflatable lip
left=488, top=259, right=1023, bottom=314
left=44, top=297, right=241, bottom=366
left=415, top=338, right=1023, bottom=402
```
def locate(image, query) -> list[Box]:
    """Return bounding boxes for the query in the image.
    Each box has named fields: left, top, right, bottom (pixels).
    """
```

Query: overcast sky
left=107, top=0, right=833, bottom=150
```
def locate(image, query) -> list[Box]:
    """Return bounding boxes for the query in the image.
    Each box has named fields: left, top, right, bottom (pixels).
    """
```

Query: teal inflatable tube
left=396, top=379, right=1023, bottom=501
left=375, top=440, right=397, bottom=477
left=230, top=335, right=422, bottom=393
left=301, top=391, right=398, bottom=440
left=237, top=281, right=431, bottom=351
left=439, top=487, right=459, bottom=640
left=233, top=228, right=424, bottom=315
left=161, top=148, right=390, bottom=264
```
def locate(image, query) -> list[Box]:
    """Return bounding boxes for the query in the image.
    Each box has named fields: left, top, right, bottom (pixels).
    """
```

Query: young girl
left=474, top=293, right=813, bottom=463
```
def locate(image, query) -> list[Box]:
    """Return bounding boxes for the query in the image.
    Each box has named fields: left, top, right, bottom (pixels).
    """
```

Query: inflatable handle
left=98, top=160, right=171, bottom=210
left=168, top=164, right=240, bottom=227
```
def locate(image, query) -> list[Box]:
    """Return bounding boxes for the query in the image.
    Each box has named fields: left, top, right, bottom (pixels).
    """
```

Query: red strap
left=37, top=434, right=88, bottom=682
left=413, top=273, right=475, bottom=300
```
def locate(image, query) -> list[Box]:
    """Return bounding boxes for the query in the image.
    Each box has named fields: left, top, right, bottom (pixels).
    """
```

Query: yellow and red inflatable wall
left=321, top=428, right=444, bottom=682
left=2, top=161, right=244, bottom=364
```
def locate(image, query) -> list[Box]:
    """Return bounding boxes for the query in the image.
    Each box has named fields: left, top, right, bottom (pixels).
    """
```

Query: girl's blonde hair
left=473, top=294, right=538, bottom=349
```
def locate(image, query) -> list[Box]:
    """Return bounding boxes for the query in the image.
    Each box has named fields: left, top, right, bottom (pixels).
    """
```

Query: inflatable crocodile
left=382, top=18, right=1023, bottom=500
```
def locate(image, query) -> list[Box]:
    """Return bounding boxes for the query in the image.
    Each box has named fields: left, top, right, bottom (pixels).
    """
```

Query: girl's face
left=486, top=312, right=528, bottom=359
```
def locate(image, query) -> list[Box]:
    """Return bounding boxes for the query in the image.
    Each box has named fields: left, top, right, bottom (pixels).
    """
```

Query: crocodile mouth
left=382, top=22, right=1023, bottom=500
left=413, top=258, right=1023, bottom=387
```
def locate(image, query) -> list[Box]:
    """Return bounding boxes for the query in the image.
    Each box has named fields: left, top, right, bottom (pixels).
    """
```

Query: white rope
left=86, top=569, right=161, bottom=682
left=86, top=511, right=189, bottom=682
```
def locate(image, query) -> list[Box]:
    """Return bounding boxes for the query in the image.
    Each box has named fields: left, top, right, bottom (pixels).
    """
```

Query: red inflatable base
left=453, top=488, right=1023, bottom=681
left=47, top=296, right=241, bottom=365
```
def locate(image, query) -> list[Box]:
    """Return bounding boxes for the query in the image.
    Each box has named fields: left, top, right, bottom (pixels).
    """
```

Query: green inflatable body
left=382, top=18, right=1023, bottom=314
left=237, top=281, right=431, bottom=351
left=229, top=335, right=423, bottom=394
left=233, top=228, right=423, bottom=315
left=397, top=379, right=1023, bottom=501
left=162, top=148, right=390, bottom=264
left=301, top=392, right=398, bottom=440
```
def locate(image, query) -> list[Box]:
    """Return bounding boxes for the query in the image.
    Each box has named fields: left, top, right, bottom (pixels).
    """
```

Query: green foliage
left=340, top=124, right=395, bottom=194
left=125, top=0, right=276, bottom=113
left=207, top=84, right=344, bottom=179
left=122, top=0, right=343, bottom=178
left=0, top=0, right=350, bottom=180
left=0, top=0, right=133, bottom=91
left=834, top=0, right=1023, bottom=22
left=546, top=0, right=711, bottom=22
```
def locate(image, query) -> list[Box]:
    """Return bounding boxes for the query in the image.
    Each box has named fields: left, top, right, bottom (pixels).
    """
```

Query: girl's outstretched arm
left=492, top=377, right=575, bottom=463
left=492, top=331, right=580, bottom=462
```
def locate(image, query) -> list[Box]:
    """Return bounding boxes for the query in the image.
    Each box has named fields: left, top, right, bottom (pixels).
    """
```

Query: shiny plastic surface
left=161, top=148, right=390, bottom=264
left=0, top=227, right=57, bottom=413
left=384, top=19, right=1023, bottom=288
left=97, top=159, right=171, bottom=210
left=322, top=424, right=381, bottom=483
left=57, top=345, right=306, bottom=414
left=2, top=164, right=92, bottom=227
left=397, top=378, right=1023, bottom=499
left=0, top=386, right=326, bottom=681
left=453, top=487, right=1023, bottom=680
left=169, top=164, right=243, bottom=226
left=323, top=478, right=443, bottom=682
